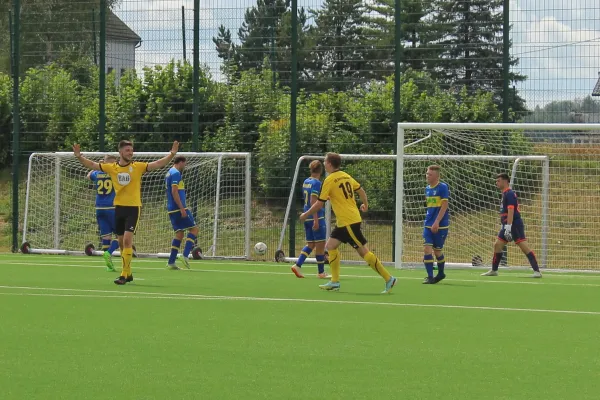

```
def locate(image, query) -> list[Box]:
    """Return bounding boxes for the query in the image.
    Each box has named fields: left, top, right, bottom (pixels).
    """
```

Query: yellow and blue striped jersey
left=425, top=182, right=449, bottom=228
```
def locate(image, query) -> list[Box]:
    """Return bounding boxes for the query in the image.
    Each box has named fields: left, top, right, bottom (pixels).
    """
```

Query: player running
left=300, top=152, right=397, bottom=294
left=74, top=140, right=179, bottom=285
left=481, top=173, right=542, bottom=278
left=423, top=165, right=450, bottom=284
left=87, top=154, right=119, bottom=271
left=291, top=160, right=328, bottom=279
left=165, top=156, right=200, bottom=270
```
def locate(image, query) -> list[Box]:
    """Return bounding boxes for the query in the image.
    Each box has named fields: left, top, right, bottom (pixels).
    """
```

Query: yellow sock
left=364, top=251, right=391, bottom=281
left=328, top=248, right=341, bottom=282
left=121, top=248, right=133, bottom=277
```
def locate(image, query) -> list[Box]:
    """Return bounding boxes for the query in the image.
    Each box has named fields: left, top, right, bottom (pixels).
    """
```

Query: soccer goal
left=22, top=152, right=251, bottom=259
left=276, top=123, right=600, bottom=270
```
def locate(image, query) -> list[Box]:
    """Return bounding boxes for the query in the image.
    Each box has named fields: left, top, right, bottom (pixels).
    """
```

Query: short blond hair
left=309, top=160, right=323, bottom=174
left=325, top=152, right=341, bottom=169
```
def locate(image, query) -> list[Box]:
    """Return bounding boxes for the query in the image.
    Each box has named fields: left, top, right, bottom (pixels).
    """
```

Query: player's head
left=426, top=165, right=441, bottom=185
left=118, top=140, right=134, bottom=163
left=324, top=152, right=341, bottom=173
left=309, top=160, right=323, bottom=178
left=495, top=173, right=510, bottom=190
left=103, top=154, right=117, bottom=163
left=173, top=155, right=187, bottom=171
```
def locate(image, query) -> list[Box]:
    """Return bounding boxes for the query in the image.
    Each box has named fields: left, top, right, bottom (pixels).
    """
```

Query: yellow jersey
left=99, top=161, right=148, bottom=207
left=318, top=170, right=362, bottom=227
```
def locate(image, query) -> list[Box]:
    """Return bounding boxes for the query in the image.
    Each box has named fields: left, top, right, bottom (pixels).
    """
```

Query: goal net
left=22, top=152, right=251, bottom=259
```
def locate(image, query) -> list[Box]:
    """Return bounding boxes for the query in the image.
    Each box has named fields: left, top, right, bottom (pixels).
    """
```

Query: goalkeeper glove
left=504, top=224, right=513, bottom=242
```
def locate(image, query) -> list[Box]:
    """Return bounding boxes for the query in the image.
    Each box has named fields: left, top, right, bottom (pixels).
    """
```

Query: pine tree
left=429, top=0, right=526, bottom=108
left=308, top=0, right=370, bottom=91
left=363, top=0, right=438, bottom=78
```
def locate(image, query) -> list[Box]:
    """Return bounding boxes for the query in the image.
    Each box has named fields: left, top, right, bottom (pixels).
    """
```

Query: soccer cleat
left=103, top=251, right=115, bottom=272
left=167, top=263, right=180, bottom=270
left=434, top=273, right=446, bottom=283
left=532, top=271, right=542, bottom=278
left=291, top=265, right=304, bottom=278
left=126, top=275, right=134, bottom=282
left=481, top=269, right=498, bottom=277
left=319, top=281, right=340, bottom=291
left=317, top=272, right=330, bottom=279
left=381, top=276, right=397, bottom=294
left=179, top=255, right=191, bottom=270
left=422, top=276, right=436, bottom=284
left=114, top=276, right=127, bottom=285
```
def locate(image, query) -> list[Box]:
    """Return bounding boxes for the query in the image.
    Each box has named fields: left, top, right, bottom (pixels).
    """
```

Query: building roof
left=106, top=10, right=142, bottom=45
left=593, top=72, right=600, bottom=97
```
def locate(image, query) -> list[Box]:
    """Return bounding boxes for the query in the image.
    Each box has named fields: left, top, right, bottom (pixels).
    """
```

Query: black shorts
left=115, top=206, right=141, bottom=236
left=330, top=222, right=368, bottom=249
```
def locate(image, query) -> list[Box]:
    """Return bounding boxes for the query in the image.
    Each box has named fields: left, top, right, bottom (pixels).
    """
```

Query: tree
left=363, top=0, right=438, bottom=78
left=307, top=0, right=370, bottom=91
left=429, top=0, right=526, bottom=110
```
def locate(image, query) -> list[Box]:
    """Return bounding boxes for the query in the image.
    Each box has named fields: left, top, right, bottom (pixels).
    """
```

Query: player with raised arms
left=73, top=140, right=179, bottom=284
left=481, top=173, right=542, bottom=278
left=300, top=152, right=397, bottom=293
left=291, top=160, right=328, bottom=279
left=422, top=165, right=450, bottom=284
left=87, top=154, right=119, bottom=271
left=165, top=156, right=200, bottom=270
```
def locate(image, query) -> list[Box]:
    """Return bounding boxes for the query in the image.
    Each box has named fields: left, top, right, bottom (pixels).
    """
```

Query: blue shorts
left=169, top=209, right=197, bottom=232
left=304, top=219, right=327, bottom=242
left=96, top=208, right=115, bottom=236
left=498, top=219, right=527, bottom=243
left=423, top=227, right=448, bottom=250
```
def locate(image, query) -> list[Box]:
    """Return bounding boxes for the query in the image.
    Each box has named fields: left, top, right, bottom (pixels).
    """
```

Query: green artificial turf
left=1, top=254, right=599, bottom=400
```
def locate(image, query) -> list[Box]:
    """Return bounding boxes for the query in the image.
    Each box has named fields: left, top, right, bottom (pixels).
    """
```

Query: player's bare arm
left=147, top=141, right=179, bottom=172
left=171, top=184, right=187, bottom=218
left=357, top=187, right=368, bottom=212
left=86, top=170, right=93, bottom=180
left=310, top=195, right=320, bottom=230
left=431, top=200, right=448, bottom=233
left=73, top=144, right=101, bottom=171
left=300, top=200, right=324, bottom=222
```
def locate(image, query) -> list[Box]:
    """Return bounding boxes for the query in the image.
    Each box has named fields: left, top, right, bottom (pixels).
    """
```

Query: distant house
left=106, top=10, right=141, bottom=84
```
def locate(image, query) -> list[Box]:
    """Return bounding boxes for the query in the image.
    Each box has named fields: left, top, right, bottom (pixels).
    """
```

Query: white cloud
left=511, top=0, right=600, bottom=106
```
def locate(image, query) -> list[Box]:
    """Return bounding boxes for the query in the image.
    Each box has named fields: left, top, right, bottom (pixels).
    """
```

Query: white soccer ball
left=254, top=242, right=267, bottom=256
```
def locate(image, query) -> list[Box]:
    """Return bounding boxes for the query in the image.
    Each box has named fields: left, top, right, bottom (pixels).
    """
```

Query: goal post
left=22, top=151, right=251, bottom=259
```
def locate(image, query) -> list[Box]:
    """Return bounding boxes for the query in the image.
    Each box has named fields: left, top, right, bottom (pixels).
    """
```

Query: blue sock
left=169, top=238, right=182, bottom=265
left=101, top=239, right=110, bottom=251
left=108, top=239, right=119, bottom=255
left=296, top=246, right=312, bottom=267
left=424, top=254, right=435, bottom=278
left=183, top=233, right=197, bottom=258
left=436, top=254, right=445, bottom=274
left=316, top=254, right=325, bottom=274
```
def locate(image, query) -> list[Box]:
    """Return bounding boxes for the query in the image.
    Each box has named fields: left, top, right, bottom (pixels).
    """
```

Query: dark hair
left=496, top=173, right=510, bottom=182
left=173, top=155, right=187, bottom=164
left=119, top=140, right=133, bottom=150
left=325, top=152, right=341, bottom=169
left=309, top=160, right=323, bottom=174
left=427, top=165, right=441, bottom=173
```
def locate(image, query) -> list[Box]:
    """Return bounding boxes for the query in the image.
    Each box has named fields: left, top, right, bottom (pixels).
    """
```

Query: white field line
left=4, top=256, right=600, bottom=278
left=0, top=285, right=598, bottom=316
left=3, top=261, right=600, bottom=288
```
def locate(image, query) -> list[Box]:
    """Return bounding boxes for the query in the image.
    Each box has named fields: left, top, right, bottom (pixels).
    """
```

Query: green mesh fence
left=3, top=0, right=600, bottom=266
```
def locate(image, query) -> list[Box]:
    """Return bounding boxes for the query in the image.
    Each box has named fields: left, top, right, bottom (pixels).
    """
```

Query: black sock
left=492, top=252, right=503, bottom=271
left=527, top=251, right=540, bottom=272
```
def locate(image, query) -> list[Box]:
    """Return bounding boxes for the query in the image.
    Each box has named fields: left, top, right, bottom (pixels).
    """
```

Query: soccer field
left=1, top=255, right=599, bottom=400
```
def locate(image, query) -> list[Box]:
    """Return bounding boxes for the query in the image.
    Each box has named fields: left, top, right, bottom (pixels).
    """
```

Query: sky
left=111, top=0, right=600, bottom=108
